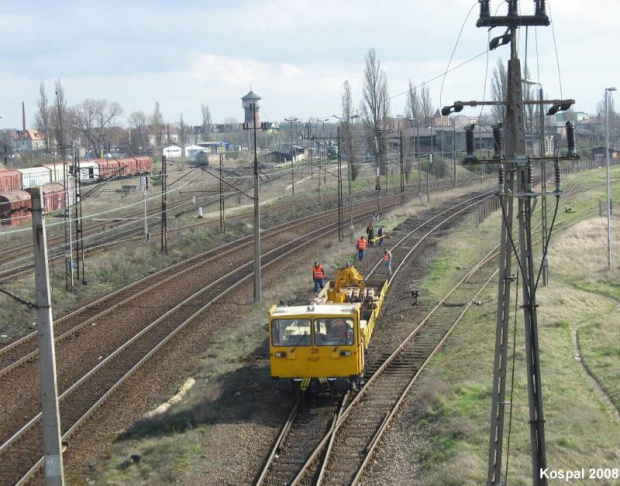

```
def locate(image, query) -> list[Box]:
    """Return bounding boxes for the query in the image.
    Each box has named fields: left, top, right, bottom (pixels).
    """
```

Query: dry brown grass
left=398, top=199, right=620, bottom=485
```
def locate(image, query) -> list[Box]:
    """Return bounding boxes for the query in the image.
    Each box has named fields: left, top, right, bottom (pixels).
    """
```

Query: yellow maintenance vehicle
left=268, top=265, right=388, bottom=394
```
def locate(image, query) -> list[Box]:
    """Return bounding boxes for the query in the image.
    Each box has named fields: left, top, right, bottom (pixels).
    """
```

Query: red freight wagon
left=40, top=183, right=67, bottom=213
left=96, top=159, right=122, bottom=179
left=0, top=168, right=23, bottom=193
left=0, top=191, right=32, bottom=226
left=135, top=156, right=153, bottom=174
left=117, top=157, right=136, bottom=175
left=26, top=183, right=67, bottom=214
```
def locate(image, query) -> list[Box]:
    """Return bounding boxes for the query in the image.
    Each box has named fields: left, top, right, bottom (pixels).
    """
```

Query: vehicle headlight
left=340, top=350, right=352, bottom=357
left=275, top=352, right=287, bottom=358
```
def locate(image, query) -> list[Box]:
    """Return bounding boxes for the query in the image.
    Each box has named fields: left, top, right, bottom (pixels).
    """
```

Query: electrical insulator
left=479, top=0, right=490, bottom=17
left=566, top=121, right=577, bottom=157
left=493, top=124, right=504, bottom=159
left=465, top=125, right=476, bottom=162
left=498, top=166, right=505, bottom=194
left=527, top=164, right=534, bottom=192
left=536, top=0, right=547, bottom=16
left=508, top=0, right=518, bottom=15
left=554, top=160, right=561, bottom=193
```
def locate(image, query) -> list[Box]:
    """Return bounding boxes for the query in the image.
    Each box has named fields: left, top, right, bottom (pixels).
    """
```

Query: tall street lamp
left=606, top=86, right=617, bottom=270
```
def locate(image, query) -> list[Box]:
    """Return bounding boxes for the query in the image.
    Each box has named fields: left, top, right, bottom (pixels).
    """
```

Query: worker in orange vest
left=356, top=236, right=367, bottom=261
left=383, top=249, right=393, bottom=276
left=312, top=261, right=325, bottom=294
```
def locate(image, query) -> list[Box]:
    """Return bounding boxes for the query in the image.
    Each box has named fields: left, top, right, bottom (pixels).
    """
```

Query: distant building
left=241, top=90, right=261, bottom=127
left=148, top=125, right=180, bottom=147
left=591, top=146, right=620, bottom=163
left=553, top=111, right=590, bottom=127
left=162, top=145, right=182, bottom=159
left=11, top=129, right=46, bottom=152
left=264, top=151, right=292, bottom=165
left=197, top=141, right=231, bottom=153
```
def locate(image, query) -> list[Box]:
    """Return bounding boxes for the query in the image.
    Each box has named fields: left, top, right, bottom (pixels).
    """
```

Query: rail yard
left=0, top=157, right=617, bottom=485
left=1, top=1, right=620, bottom=485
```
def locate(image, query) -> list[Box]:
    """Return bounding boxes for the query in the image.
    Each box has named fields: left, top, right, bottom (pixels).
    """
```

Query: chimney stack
left=22, top=102, right=26, bottom=132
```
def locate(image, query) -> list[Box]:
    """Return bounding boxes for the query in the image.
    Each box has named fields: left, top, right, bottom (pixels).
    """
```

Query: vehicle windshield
left=314, top=318, right=354, bottom=346
left=271, top=319, right=312, bottom=347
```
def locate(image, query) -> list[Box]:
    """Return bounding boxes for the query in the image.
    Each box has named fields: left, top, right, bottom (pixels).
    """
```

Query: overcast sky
left=0, top=0, right=617, bottom=129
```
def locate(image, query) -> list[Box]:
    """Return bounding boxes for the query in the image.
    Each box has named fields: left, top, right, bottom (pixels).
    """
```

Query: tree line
left=33, top=80, right=215, bottom=158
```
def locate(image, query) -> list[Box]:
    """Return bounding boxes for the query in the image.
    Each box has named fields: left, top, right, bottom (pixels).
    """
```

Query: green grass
left=398, top=167, right=620, bottom=485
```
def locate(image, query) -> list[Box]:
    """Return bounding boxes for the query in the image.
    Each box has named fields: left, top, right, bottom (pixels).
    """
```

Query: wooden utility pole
left=32, top=188, right=65, bottom=486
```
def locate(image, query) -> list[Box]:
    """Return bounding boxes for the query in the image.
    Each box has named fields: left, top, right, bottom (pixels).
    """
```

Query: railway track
left=254, top=191, right=496, bottom=485
left=255, top=396, right=348, bottom=486
left=0, top=188, right=418, bottom=485
left=0, top=176, right=590, bottom=484
left=0, top=191, right=402, bottom=378
left=0, top=177, right=479, bottom=283
left=254, top=178, right=595, bottom=485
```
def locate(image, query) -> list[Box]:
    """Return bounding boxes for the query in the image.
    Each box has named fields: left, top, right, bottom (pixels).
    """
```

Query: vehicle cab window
left=271, top=319, right=311, bottom=347
left=314, top=318, right=354, bottom=346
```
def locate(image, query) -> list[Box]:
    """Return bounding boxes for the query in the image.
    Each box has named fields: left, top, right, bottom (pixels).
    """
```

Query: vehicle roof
left=270, top=303, right=358, bottom=318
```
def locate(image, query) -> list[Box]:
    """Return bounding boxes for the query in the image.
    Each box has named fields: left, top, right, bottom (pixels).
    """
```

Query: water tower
left=241, top=90, right=261, bottom=127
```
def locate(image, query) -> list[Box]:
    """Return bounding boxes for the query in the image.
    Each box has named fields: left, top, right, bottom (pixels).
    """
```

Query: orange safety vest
left=383, top=251, right=392, bottom=262
left=313, top=265, right=324, bottom=279
left=357, top=238, right=367, bottom=250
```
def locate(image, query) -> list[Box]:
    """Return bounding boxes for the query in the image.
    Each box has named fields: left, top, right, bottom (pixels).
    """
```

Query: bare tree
left=150, top=102, right=164, bottom=149
left=491, top=59, right=507, bottom=124
left=598, top=92, right=619, bottom=142
left=405, top=79, right=422, bottom=122
left=72, top=99, right=123, bottom=157
left=404, top=80, right=423, bottom=180
left=201, top=104, right=213, bottom=141
left=53, top=79, right=69, bottom=158
left=128, top=111, right=149, bottom=155
left=179, top=113, right=187, bottom=148
left=362, top=48, right=391, bottom=174
left=420, top=85, right=433, bottom=124
left=341, top=80, right=360, bottom=181
left=521, top=67, right=535, bottom=133
left=34, top=82, right=52, bottom=152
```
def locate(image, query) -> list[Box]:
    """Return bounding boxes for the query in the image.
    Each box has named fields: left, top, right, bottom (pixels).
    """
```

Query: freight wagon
left=0, top=169, right=22, bottom=193
left=0, top=191, right=32, bottom=226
